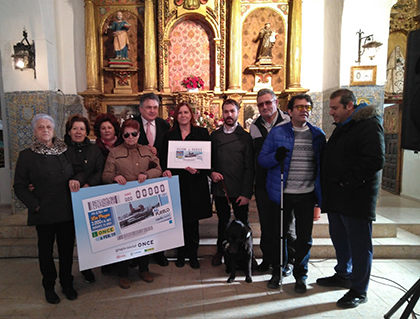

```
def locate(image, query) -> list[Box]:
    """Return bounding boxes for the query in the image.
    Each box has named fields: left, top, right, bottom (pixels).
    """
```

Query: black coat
left=64, top=136, right=105, bottom=187
left=161, top=125, right=212, bottom=222
left=134, top=116, right=170, bottom=158
left=321, top=105, right=385, bottom=221
left=211, top=125, right=255, bottom=199
left=14, top=140, right=74, bottom=226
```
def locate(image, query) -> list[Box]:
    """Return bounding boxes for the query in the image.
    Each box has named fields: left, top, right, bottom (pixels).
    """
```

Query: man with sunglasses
left=259, top=94, right=325, bottom=293
left=133, top=93, right=171, bottom=276
left=316, top=89, right=385, bottom=308
left=250, top=89, right=296, bottom=278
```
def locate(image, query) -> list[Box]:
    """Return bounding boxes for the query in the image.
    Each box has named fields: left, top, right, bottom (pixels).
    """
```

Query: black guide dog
left=223, top=219, right=253, bottom=283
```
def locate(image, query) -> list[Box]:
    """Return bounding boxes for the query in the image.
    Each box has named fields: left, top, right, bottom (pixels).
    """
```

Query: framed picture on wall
left=350, top=65, right=377, bottom=86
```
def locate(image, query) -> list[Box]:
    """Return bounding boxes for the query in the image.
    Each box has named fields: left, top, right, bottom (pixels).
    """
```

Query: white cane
left=279, top=160, right=284, bottom=293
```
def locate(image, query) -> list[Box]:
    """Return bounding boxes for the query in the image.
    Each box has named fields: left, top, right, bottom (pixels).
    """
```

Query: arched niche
left=167, top=16, right=216, bottom=92
left=242, top=7, right=286, bottom=93
left=385, top=31, right=407, bottom=97
left=100, top=9, right=145, bottom=94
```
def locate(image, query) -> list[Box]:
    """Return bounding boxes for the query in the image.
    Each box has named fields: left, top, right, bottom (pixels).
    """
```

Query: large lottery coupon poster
left=71, top=176, right=184, bottom=270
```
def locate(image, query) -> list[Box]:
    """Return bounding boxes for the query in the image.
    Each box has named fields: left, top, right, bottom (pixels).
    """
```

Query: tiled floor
left=0, top=191, right=419, bottom=318
left=0, top=257, right=419, bottom=318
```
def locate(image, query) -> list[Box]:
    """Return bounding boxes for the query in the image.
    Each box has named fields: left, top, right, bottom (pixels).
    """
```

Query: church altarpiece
left=79, top=0, right=307, bottom=135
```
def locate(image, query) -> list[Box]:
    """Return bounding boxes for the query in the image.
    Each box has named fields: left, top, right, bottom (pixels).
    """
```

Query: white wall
left=301, top=0, right=324, bottom=92
left=0, top=0, right=47, bottom=91
left=55, top=0, right=86, bottom=94
left=301, top=0, right=397, bottom=91
left=322, top=0, right=344, bottom=91
left=0, top=0, right=83, bottom=93
left=340, top=0, right=397, bottom=86
left=402, top=151, right=420, bottom=200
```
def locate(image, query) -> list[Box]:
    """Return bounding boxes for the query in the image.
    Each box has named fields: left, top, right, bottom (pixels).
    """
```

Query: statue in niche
left=175, top=0, right=208, bottom=10
left=105, top=11, right=132, bottom=60
left=254, top=23, right=278, bottom=63
left=385, top=45, right=405, bottom=96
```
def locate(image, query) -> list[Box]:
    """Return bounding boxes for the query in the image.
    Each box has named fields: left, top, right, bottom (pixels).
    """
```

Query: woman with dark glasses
left=102, top=119, right=162, bottom=289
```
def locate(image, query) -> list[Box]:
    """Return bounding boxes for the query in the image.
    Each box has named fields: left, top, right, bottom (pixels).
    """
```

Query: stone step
left=2, top=227, right=420, bottom=259
left=1, top=207, right=419, bottom=259
left=199, top=213, right=398, bottom=239
left=0, top=210, right=399, bottom=240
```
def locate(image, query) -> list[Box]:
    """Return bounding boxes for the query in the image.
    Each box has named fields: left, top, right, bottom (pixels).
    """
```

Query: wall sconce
left=355, top=29, right=382, bottom=64
left=11, top=29, right=36, bottom=78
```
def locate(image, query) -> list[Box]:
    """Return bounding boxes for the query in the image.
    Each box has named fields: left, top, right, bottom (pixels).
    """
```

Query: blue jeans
left=328, top=213, right=373, bottom=294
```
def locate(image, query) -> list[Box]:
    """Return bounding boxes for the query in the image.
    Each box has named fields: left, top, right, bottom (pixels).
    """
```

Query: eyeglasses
left=257, top=99, right=276, bottom=108
left=123, top=132, right=138, bottom=138
left=294, top=104, right=313, bottom=112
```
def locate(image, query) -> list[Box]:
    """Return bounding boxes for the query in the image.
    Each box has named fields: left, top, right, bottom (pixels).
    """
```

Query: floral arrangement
left=196, top=110, right=223, bottom=132
left=166, top=109, right=175, bottom=126
left=181, top=76, right=204, bottom=90
left=166, top=109, right=223, bottom=133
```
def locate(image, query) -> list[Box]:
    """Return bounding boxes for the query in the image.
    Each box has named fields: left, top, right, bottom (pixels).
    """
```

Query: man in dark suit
left=133, top=93, right=170, bottom=282
left=134, top=93, right=170, bottom=158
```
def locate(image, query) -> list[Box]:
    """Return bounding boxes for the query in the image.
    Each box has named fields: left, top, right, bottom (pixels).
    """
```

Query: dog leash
left=220, top=180, right=235, bottom=221
left=220, top=180, right=231, bottom=205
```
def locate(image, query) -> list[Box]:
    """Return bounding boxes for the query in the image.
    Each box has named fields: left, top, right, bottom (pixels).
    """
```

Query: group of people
left=249, top=88, right=384, bottom=309
left=13, top=88, right=385, bottom=310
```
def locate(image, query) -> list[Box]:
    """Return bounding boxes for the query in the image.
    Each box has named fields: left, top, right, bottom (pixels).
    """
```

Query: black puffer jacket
left=321, top=105, right=385, bottom=221
left=64, top=135, right=105, bottom=187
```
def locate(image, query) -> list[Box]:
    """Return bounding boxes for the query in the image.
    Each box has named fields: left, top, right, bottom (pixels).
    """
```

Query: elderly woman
left=161, top=102, right=212, bottom=269
left=14, top=114, right=77, bottom=304
left=93, top=113, right=123, bottom=158
left=102, top=119, right=162, bottom=289
left=64, top=114, right=105, bottom=283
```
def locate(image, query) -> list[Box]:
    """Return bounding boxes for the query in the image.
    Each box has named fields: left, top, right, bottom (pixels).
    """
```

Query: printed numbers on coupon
left=133, top=183, right=167, bottom=200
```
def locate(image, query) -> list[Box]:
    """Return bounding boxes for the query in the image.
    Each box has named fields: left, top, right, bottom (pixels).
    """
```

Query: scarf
left=101, top=135, right=118, bottom=151
left=30, top=137, right=67, bottom=155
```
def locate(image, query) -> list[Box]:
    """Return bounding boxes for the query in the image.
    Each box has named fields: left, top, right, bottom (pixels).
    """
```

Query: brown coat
left=102, top=143, right=162, bottom=184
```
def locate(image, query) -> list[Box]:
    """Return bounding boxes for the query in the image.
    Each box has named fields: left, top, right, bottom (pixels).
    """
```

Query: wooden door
left=382, top=104, right=403, bottom=194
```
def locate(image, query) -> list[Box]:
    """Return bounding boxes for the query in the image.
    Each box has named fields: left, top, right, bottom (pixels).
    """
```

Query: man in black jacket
left=133, top=93, right=170, bottom=279
left=210, top=99, right=255, bottom=266
left=317, top=89, right=385, bottom=309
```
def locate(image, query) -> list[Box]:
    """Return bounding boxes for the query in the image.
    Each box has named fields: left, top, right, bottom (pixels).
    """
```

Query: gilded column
left=144, top=0, right=157, bottom=91
left=287, top=0, right=303, bottom=89
left=228, top=0, right=241, bottom=91
left=84, top=0, right=99, bottom=92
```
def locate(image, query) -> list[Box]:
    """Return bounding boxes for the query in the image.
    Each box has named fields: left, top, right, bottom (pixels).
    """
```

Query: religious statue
left=106, top=11, right=132, bottom=60
left=175, top=0, right=208, bottom=10
left=254, top=23, right=277, bottom=63
left=385, top=45, right=405, bottom=96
